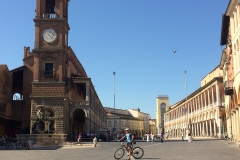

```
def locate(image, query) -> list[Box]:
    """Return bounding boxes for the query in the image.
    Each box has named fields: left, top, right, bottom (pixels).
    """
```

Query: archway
left=72, top=109, right=86, bottom=135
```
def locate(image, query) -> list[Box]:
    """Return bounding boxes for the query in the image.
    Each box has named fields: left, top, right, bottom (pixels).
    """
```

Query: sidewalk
left=30, top=141, right=103, bottom=149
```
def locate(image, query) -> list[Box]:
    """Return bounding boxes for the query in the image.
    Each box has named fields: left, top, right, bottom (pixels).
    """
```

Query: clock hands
left=47, top=33, right=53, bottom=39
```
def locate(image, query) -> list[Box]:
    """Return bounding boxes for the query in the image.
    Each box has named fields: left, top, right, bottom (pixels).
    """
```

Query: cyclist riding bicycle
left=119, top=128, right=135, bottom=159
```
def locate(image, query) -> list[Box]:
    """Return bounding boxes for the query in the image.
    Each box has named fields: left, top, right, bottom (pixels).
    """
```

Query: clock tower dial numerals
left=43, top=29, right=57, bottom=43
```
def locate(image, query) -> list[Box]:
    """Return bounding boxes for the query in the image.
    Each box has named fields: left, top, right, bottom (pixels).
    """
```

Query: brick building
left=1, top=0, right=107, bottom=139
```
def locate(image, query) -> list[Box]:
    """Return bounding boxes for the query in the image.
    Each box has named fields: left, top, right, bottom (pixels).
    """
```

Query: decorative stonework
left=30, top=99, right=66, bottom=134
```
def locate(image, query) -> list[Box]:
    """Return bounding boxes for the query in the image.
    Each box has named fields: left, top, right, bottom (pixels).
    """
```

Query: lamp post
left=184, top=70, right=189, bottom=138
left=113, top=71, right=116, bottom=139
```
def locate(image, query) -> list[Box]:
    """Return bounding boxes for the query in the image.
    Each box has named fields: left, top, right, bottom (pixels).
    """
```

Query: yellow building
left=156, top=95, right=169, bottom=134
left=220, top=0, right=240, bottom=143
left=149, top=119, right=157, bottom=135
left=164, top=67, right=225, bottom=139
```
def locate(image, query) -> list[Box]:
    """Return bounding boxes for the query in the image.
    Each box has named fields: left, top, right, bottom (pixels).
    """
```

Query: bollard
left=28, top=140, right=32, bottom=149
left=93, top=137, right=97, bottom=147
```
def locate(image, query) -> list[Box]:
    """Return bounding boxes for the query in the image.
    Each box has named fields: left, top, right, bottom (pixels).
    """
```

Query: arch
left=13, top=93, right=23, bottom=100
left=70, top=106, right=88, bottom=118
left=72, top=108, right=86, bottom=134
left=160, top=102, right=166, bottom=108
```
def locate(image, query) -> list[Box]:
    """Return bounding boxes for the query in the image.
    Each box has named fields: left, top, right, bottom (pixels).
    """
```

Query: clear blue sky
left=0, top=0, right=229, bottom=119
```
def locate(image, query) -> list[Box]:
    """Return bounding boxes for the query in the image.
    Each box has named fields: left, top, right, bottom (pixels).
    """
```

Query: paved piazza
left=1, top=139, right=240, bottom=160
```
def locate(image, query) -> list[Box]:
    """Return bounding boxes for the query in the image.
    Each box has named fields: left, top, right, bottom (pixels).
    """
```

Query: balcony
left=224, top=80, right=233, bottom=95
left=43, top=13, right=57, bottom=18
left=42, top=70, right=55, bottom=77
left=70, top=100, right=89, bottom=106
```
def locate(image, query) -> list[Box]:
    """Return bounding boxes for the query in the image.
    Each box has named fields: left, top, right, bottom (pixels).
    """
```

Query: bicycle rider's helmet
left=125, top=128, right=129, bottom=131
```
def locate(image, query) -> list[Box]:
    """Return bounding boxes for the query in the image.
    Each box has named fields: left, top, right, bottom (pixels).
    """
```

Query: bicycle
left=114, top=142, right=144, bottom=160
left=15, top=140, right=30, bottom=150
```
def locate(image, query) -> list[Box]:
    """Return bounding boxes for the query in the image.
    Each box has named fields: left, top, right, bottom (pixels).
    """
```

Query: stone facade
left=104, top=107, right=146, bottom=138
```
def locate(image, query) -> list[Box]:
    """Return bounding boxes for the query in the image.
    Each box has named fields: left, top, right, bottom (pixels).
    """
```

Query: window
left=43, top=63, right=54, bottom=76
left=108, top=121, right=112, bottom=127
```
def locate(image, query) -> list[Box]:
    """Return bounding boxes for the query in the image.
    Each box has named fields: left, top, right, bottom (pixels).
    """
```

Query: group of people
left=144, top=132, right=168, bottom=143
left=181, top=131, right=193, bottom=142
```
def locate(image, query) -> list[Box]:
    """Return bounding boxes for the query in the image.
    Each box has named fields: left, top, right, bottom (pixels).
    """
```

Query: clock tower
left=29, top=0, right=70, bottom=136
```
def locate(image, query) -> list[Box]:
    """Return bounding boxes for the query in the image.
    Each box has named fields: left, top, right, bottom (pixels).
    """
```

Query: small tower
left=156, top=95, right=169, bottom=134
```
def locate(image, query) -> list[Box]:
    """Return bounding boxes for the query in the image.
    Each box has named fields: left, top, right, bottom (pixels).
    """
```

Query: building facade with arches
left=220, top=0, right=240, bottom=143
left=164, top=67, right=225, bottom=139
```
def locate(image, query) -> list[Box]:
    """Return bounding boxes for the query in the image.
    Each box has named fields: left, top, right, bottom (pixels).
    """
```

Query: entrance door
left=72, top=109, right=85, bottom=135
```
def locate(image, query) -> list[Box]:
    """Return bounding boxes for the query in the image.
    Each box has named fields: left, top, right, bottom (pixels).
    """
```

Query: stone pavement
left=0, top=138, right=240, bottom=160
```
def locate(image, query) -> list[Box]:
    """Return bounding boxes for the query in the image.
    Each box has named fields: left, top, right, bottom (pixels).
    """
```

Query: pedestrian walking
left=181, top=131, right=184, bottom=142
left=188, top=133, right=192, bottom=142
left=146, top=133, right=150, bottom=142
left=151, top=133, right=154, bottom=143
left=160, top=133, right=163, bottom=143
left=77, top=132, right=82, bottom=144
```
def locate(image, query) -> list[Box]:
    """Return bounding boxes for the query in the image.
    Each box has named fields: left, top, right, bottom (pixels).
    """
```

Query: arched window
left=13, top=93, right=23, bottom=100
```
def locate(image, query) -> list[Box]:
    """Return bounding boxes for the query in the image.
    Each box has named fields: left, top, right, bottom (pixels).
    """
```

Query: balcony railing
left=42, top=70, right=55, bottom=77
left=43, top=13, right=57, bottom=18
left=70, top=100, right=89, bottom=106
left=224, top=80, right=233, bottom=95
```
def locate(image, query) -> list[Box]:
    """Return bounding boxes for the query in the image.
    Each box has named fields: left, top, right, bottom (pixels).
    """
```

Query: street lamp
left=113, top=71, right=116, bottom=138
left=184, top=71, right=189, bottom=137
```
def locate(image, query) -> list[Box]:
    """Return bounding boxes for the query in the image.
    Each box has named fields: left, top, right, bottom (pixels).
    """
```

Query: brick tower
left=29, top=0, right=70, bottom=136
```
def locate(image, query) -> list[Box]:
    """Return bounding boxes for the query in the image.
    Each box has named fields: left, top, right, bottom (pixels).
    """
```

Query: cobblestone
left=0, top=139, right=239, bottom=160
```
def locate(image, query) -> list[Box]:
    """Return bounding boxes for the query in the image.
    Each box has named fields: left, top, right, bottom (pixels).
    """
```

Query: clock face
left=43, top=29, right=57, bottom=43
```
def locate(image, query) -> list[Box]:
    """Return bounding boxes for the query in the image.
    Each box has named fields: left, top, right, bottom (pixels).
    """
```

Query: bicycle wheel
left=132, top=147, right=144, bottom=159
left=16, top=143, right=23, bottom=150
left=114, top=148, right=125, bottom=160
left=5, top=142, right=13, bottom=150
left=24, top=143, right=30, bottom=150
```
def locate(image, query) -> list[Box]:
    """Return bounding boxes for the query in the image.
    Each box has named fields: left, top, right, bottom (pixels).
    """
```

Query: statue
left=37, top=109, right=44, bottom=121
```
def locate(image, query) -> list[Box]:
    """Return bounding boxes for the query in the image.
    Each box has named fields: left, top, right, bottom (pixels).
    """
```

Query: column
left=236, top=110, right=239, bottom=140
left=196, top=123, right=199, bottom=136
left=204, top=91, right=207, bottom=108
left=206, top=120, right=209, bottom=136
left=202, top=121, right=205, bottom=136
left=215, top=83, right=221, bottom=106
left=33, top=54, right=39, bottom=81
left=218, top=117, right=223, bottom=138
left=213, top=119, right=217, bottom=137
left=58, top=52, right=63, bottom=81
left=85, top=118, right=90, bottom=133
left=238, top=109, right=240, bottom=140
left=211, top=86, right=215, bottom=106
left=207, top=89, right=210, bottom=107
left=209, top=120, right=212, bottom=137
left=59, top=0, right=63, bottom=17
left=194, top=123, right=197, bottom=137
left=85, top=82, right=90, bottom=101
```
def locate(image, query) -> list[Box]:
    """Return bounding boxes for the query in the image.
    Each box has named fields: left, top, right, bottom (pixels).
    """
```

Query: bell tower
left=29, top=0, right=70, bottom=136
left=34, top=0, right=69, bottom=50
left=32, top=0, right=70, bottom=82
left=156, top=95, right=169, bottom=134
